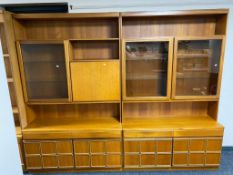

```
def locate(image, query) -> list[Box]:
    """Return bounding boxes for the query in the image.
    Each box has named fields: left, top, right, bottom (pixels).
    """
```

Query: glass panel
left=176, top=39, right=222, bottom=96
left=125, top=41, right=169, bottom=97
left=20, top=43, right=68, bottom=100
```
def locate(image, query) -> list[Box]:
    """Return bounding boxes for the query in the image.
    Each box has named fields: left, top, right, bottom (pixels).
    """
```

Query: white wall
left=0, top=1, right=232, bottom=154
left=0, top=41, right=23, bottom=174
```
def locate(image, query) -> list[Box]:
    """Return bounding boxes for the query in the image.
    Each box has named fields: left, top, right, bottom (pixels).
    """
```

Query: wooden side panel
left=71, top=61, right=120, bottom=101
left=74, top=139, right=122, bottom=169
left=173, top=137, right=222, bottom=167
left=24, top=140, right=74, bottom=170
left=124, top=138, right=172, bottom=168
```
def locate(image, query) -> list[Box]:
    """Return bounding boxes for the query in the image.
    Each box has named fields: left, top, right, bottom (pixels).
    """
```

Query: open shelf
left=70, top=40, right=119, bottom=61
left=23, top=117, right=122, bottom=139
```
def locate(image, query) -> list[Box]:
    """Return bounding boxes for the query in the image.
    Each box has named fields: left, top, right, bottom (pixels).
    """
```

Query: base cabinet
left=124, top=138, right=172, bottom=168
left=24, top=140, right=74, bottom=170
left=22, top=137, right=222, bottom=170
left=173, top=137, right=222, bottom=167
left=74, top=139, right=122, bottom=168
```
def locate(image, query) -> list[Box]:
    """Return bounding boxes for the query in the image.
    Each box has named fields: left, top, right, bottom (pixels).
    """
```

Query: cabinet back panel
left=27, top=103, right=120, bottom=120
left=123, top=102, right=209, bottom=119
left=15, top=19, right=118, bottom=40
left=123, top=16, right=217, bottom=38
left=71, top=40, right=119, bottom=60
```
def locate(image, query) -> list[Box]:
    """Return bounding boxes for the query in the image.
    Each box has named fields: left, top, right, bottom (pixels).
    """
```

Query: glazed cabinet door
left=172, top=36, right=225, bottom=100
left=17, top=41, right=71, bottom=103
left=71, top=61, right=120, bottom=102
left=123, top=38, right=173, bottom=100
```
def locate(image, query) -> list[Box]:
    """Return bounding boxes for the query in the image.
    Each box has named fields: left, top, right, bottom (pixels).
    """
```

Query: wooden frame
left=172, top=35, right=226, bottom=100
left=16, top=40, right=72, bottom=103
left=122, top=37, right=173, bottom=101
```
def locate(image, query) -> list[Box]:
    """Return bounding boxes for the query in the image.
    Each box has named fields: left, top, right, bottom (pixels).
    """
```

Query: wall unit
left=1, top=9, right=228, bottom=172
left=0, top=10, right=25, bottom=170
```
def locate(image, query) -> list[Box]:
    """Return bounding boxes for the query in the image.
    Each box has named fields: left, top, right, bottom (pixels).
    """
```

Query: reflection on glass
left=21, top=44, right=68, bottom=100
left=176, top=39, right=222, bottom=96
left=125, top=41, right=169, bottom=97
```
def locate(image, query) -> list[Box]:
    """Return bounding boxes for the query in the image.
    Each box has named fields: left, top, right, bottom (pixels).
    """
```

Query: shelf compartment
left=15, top=18, right=119, bottom=40
left=70, top=40, right=119, bottom=60
left=23, top=103, right=121, bottom=139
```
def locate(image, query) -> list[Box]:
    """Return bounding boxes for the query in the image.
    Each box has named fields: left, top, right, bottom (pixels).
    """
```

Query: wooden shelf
left=177, top=53, right=209, bottom=59
left=3, top=54, right=10, bottom=57
left=123, top=116, right=223, bottom=137
left=16, top=126, right=22, bottom=137
left=127, top=72, right=166, bottom=80
left=23, top=117, right=122, bottom=139
left=70, top=38, right=119, bottom=41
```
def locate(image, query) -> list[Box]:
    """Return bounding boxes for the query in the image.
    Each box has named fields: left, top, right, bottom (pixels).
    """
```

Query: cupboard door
left=74, top=139, right=122, bottom=169
left=124, top=138, right=172, bottom=168
left=24, top=140, right=74, bottom=170
left=71, top=61, right=120, bottom=101
left=173, top=137, right=222, bottom=167
left=123, top=38, right=173, bottom=100
left=173, top=37, right=225, bottom=99
left=18, top=42, right=70, bottom=102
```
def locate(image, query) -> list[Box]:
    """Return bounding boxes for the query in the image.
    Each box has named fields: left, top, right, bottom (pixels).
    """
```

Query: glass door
left=17, top=41, right=70, bottom=102
left=123, top=38, right=173, bottom=100
left=172, top=36, right=225, bottom=99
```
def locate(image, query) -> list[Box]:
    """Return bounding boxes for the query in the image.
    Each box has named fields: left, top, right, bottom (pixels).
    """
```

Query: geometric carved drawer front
left=124, top=138, right=172, bottom=168
left=24, top=140, right=74, bottom=170
left=173, top=137, right=222, bottom=167
left=73, top=139, right=122, bottom=169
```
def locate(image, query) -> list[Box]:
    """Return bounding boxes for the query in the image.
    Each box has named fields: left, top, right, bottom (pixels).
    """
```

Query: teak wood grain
left=1, top=9, right=228, bottom=172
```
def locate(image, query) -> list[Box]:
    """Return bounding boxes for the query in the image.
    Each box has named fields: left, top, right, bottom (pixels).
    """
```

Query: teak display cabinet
left=1, top=9, right=228, bottom=172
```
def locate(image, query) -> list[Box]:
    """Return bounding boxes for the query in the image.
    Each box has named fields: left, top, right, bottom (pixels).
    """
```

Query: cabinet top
left=12, top=9, right=229, bottom=20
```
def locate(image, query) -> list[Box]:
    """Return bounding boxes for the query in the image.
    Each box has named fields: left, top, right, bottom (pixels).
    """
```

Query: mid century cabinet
left=0, top=10, right=25, bottom=169
left=1, top=9, right=228, bottom=172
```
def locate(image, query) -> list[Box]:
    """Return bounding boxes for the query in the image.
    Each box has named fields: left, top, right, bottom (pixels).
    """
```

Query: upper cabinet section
left=172, top=36, right=225, bottom=99
left=123, top=38, right=173, bottom=100
left=17, top=41, right=71, bottom=103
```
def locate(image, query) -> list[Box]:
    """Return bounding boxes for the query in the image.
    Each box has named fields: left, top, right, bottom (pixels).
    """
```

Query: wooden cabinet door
left=71, top=61, right=120, bottom=101
left=24, top=140, right=74, bottom=170
left=124, top=138, right=172, bottom=168
left=74, top=139, right=122, bottom=169
left=173, top=137, right=222, bottom=167
left=172, top=36, right=225, bottom=100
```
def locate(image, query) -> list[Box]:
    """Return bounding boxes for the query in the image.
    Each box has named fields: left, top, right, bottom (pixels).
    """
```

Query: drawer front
left=124, top=138, right=172, bottom=168
left=24, top=140, right=74, bottom=170
left=173, top=137, right=222, bottom=167
left=71, top=61, right=120, bottom=101
left=73, top=139, right=122, bottom=169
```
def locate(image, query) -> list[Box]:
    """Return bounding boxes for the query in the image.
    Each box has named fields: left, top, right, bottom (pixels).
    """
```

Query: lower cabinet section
left=23, top=138, right=122, bottom=170
left=124, top=138, right=172, bottom=168
left=173, top=137, right=222, bottom=167
left=23, top=136, right=223, bottom=171
left=24, top=140, right=74, bottom=169
left=74, top=139, right=122, bottom=168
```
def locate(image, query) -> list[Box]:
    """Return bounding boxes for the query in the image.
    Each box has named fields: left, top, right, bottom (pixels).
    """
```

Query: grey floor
left=25, top=149, right=233, bottom=175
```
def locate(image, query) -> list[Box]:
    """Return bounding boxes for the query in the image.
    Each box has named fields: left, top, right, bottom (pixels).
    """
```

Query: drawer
left=172, top=137, right=222, bottom=167
left=124, top=138, right=172, bottom=168
left=24, top=140, right=74, bottom=170
left=70, top=61, right=120, bottom=101
left=73, top=139, right=122, bottom=169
